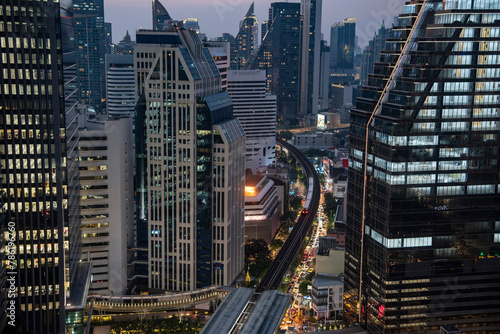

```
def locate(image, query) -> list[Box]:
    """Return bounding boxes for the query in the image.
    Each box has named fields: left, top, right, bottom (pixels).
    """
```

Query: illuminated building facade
left=345, top=0, right=500, bottom=332
left=230, top=2, right=258, bottom=70
left=135, top=28, right=245, bottom=291
left=0, top=0, right=85, bottom=332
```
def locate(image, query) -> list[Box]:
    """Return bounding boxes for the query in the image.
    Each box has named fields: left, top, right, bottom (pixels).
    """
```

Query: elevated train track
left=256, top=139, right=321, bottom=292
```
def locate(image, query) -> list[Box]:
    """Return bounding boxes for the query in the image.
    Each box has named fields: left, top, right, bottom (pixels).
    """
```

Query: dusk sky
left=105, top=0, right=405, bottom=48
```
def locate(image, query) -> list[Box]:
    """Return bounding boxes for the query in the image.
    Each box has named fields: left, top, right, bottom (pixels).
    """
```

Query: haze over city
left=105, top=0, right=404, bottom=46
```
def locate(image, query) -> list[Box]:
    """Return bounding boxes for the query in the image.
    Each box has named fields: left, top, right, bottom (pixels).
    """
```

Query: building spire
left=245, top=2, right=255, bottom=17
left=153, top=0, right=172, bottom=31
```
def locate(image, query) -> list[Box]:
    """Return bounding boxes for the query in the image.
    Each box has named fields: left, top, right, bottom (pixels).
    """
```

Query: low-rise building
left=245, top=175, right=282, bottom=242
left=311, top=274, right=344, bottom=321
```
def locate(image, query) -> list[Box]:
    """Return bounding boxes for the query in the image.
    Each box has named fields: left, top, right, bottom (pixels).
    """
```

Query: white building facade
left=227, top=70, right=277, bottom=173
left=79, top=116, right=134, bottom=295
left=105, top=54, right=135, bottom=117
left=135, top=28, right=245, bottom=291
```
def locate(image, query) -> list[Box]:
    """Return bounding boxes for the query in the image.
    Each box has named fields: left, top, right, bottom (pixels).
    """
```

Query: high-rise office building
left=74, top=0, right=105, bottom=113
left=227, top=70, right=277, bottom=173
left=135, top=27, right=245, bottom=291
left=78, top=113, right=134, bottom=296
left=248, top=2, right=301, bottom=124
left=152, top=0, right=172, bottom=31
left=299, top=0, right=322, bottom=118
left=0, top=0, right=86, bottom=332
left=105, top=54, right=135, bottom=117
left=230, top=2, right=258, bottom=70
left=330, top=17, right=356, bottom=84
left=345, top=1, right=500, bottom=332
left=360, top=21, right=391, bottom=86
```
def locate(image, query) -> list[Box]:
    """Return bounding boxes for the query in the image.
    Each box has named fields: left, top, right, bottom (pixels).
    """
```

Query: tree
left=270, top=238, right=284, bottom=252
left=290, top=196, right=303, bottom=212
left=324, top=192, right=339, bottom=220
left=279, top=130, right=293, bottom=140
left=299, top=281, right=310, bottom=295
left=245, top=239, right=272, bottom=278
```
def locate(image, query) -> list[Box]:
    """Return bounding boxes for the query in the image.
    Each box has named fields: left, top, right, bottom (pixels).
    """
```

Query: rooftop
left=200, top=287, right=254, bottom=334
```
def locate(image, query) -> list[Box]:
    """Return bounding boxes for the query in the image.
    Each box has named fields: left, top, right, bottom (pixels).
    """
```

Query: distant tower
left=299, top=0, right=322, bottom=118
left=152, top=0, right=172, bottom=31
left=74, top=0, right=106, bottom=112
left=230, top=2, right=258, bottom=69
left=247, top=2, right=301, bottom=125
left=330, top=17, right=356, bottom=84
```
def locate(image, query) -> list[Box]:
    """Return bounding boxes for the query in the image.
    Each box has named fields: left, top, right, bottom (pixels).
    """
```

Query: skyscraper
left=248, top=2, right=301, bottom=125
left=135, top=26, right=245, bottom=291
left=152, top=0, right=172, bottom=31
left=330, top=17, right=356, bottom=84
left=1, top=0, right=85, bottom=332
left=227, top=70, right=277, bottom=173
left=345, top=1, right=500, bottom=332
left=299, top=0, right=322, bottom=118
left=230, top=2, right=258, bottom=70
left=74, top=0, right=105, bottom=112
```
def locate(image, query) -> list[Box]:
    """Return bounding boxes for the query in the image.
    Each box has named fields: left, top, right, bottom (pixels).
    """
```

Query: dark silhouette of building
left=345, top=1, right=500, bottom=332
left=247, top=2, right=301, bottom=125
left=116, top=31, right=136, bottom=54
left=330, top=17, right=356, bottom=84
left=299, top=0, right=322, bottom=118
left=74, top=0, right=105, bottom=113
left=360, top=21, right=391, bottom=86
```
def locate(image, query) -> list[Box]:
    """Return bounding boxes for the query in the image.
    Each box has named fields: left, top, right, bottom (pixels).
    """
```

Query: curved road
left=256, top=139, right=321, bottom=292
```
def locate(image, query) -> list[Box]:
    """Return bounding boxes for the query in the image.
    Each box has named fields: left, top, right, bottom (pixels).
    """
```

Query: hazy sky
left=105, top=0, right=405, bottom=48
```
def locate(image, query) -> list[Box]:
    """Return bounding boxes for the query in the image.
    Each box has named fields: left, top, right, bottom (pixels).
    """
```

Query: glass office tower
left=0, top=0, right=73, bottom=332
left=345, top=0, right=500, bottom=333
left=74, top=0, right=105, bottom=113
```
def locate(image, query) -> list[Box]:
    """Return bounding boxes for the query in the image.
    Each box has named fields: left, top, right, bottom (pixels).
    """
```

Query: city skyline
left=105, top=0, right=404, bottom=47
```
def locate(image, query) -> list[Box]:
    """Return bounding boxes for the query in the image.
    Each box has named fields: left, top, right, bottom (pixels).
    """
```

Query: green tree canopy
left=245, top=238, right=272, bottom=278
